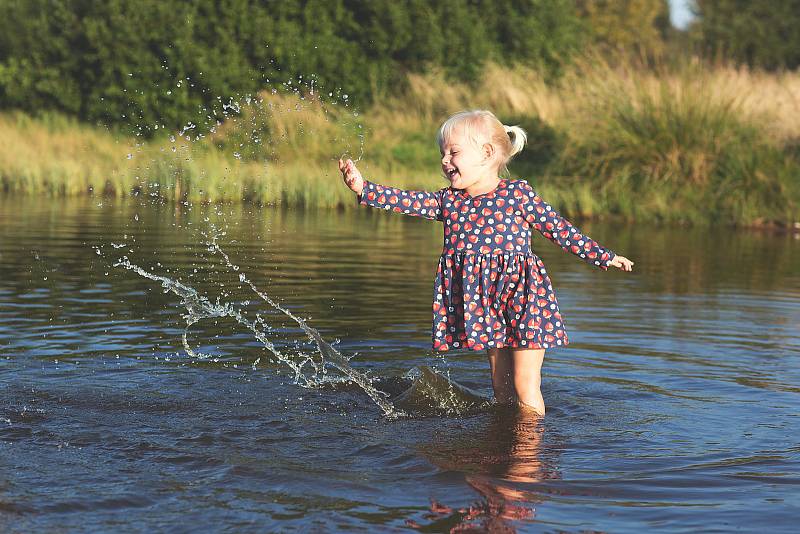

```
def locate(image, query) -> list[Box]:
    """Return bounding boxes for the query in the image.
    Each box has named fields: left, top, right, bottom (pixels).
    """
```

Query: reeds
left=1, top=56, right=798, bottom=226
left=550, top=57, right=800, bottom=224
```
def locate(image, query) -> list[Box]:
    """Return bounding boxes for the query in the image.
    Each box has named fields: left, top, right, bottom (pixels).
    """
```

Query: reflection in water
left=1, top=197, right=799, bottom=532
left=412, top=408, right=560, bottom=532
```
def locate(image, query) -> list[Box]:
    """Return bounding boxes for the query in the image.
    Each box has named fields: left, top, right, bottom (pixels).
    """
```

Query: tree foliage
left=576, top=0, right=671, bottom=57
left=0, top=0, right=585, bottom=133
left=691, top=0, right=800, bottom=70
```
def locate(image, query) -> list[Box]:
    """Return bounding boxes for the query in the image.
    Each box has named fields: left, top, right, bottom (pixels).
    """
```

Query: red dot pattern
left=358, top=178, right=615, bottom=352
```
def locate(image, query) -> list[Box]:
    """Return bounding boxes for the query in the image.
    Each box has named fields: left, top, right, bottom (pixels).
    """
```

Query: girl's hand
left=609, top=255, right=634, bottom=272
left=338, top=158, right=364, bottom=195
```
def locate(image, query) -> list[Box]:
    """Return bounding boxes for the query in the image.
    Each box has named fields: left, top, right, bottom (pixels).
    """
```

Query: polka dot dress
left=357, top=178, right=615, bottom=352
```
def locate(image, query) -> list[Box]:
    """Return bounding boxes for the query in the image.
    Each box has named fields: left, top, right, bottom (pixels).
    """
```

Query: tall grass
left=549, top=57, right=800, bottom=224
left=1, top=57, right=798, bottom=226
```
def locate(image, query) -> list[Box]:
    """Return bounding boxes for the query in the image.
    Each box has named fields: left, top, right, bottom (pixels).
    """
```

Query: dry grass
left=0, top=113, right=125, bottom=195
left=1, top=56, right=798, bottom=225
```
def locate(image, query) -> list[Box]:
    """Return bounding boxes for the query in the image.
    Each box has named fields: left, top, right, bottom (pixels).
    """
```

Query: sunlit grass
left=1, top=56, right=798, bottom=226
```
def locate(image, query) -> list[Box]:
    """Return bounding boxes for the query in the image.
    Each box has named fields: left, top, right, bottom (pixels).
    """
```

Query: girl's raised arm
left=340, top=157, right=443, bottom=221
left=518, top=181, right=615, bottom=270
left=357, top=180, right=444, bottom=222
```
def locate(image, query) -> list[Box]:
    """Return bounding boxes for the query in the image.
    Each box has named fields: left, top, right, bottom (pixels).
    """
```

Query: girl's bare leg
left=487, top=347, right=515, bottom=405
left=510, top=348, right=546, bottom=416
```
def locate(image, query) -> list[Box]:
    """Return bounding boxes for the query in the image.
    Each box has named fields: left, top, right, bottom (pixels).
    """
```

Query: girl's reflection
left=410, top=407, right=561, bottom=532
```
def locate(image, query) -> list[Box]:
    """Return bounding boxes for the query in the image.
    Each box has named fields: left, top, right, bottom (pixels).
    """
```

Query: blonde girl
left=339, top=110, right=633, bottom=415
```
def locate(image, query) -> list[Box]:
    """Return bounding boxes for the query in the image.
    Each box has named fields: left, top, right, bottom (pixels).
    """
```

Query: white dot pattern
left=357, top=178, right=616, bottom=352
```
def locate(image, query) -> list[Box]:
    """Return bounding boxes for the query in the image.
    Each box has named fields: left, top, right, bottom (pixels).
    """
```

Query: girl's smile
left=440, top=127, right=500, bottom=196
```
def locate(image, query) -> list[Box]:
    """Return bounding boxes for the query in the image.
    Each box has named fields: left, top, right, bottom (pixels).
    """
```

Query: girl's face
left=440, top=126, right=495, bottom=189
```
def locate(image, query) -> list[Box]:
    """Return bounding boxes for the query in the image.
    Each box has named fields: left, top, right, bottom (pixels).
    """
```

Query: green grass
left=1, top=58, right=799, bottom=227
left=542, top=61, right=800, bottom=225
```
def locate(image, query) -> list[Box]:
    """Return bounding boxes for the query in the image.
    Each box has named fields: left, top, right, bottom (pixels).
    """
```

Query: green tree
left=0, top=0, right=588, bottom=133
left=0, top=0, right=85, bottom=115
left=481, top=0, right=586, bottom=75
left=576, top=0, right=671, bottom=56
left=692, top=0, right=800, bottom=70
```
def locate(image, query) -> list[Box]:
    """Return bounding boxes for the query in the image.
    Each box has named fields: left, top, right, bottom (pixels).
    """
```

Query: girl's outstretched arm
left=339, top=158, right=444, bottom=222
left=518, top=181, right=633, bottom=271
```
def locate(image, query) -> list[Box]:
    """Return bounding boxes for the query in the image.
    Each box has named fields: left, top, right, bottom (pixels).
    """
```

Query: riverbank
left=2, top=58, right=798, bottom=226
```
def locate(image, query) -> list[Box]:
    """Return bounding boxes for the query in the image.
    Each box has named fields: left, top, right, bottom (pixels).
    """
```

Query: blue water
left=1, top=196, right=799, bottom=532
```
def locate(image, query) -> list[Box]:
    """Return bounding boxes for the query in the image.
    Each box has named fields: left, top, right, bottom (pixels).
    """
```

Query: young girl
left=338, top=110, right=634, bottom=416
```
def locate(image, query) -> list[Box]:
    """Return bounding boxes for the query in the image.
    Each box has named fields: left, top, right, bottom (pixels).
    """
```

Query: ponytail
left=503, top=125, right=527, bottom=157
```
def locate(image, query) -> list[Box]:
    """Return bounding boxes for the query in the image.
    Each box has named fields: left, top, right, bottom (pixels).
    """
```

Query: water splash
left=392, top=366, right=489, bottom=415
left=206, top=235, right=401, bottom=416
left=205, top=231, right=488, bottom=416
left=124, top=70, right=367, bottom=201
left=112, top=234, right=491, bottom=419
left=113, top=248, right=403, bottom=418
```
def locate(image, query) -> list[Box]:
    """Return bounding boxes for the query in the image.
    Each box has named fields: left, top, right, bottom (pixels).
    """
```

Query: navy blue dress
left=358, top=178, right=616, bottom=352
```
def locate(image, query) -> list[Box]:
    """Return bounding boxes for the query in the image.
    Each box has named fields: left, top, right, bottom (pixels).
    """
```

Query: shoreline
left=1, top=61, right=798, bottom=227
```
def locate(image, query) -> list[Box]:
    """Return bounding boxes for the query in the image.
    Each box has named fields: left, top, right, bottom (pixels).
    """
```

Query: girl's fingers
left=612, top=256, right=634, bottom=271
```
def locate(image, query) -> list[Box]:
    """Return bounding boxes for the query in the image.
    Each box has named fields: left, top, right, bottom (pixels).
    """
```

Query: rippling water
left=1, top=196, right=799, bottom=532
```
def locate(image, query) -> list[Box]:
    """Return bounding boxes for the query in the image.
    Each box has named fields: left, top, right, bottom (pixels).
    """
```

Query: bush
left=691, top=0, right=800, bottom=71
left=549, top=60, right=800, bottom=224
left=0, top=0, right=586, bottom=135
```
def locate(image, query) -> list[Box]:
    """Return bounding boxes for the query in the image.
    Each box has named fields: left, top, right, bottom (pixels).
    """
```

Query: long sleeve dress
left=357, top=178, right=616, bottom=352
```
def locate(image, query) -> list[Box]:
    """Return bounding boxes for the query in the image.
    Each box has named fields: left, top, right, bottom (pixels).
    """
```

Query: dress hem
left=432, top=339, right=570, bottom=353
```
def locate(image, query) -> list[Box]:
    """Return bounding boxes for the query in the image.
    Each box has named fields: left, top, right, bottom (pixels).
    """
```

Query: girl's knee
left=514, top=374, right=541, bottom=394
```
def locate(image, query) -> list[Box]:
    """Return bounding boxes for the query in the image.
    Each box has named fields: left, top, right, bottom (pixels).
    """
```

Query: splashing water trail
left=113, top=232, right=491, bottom=419
left=114, top=247, right=403, bottom=418
left=208, top=235, right=402, bottom=416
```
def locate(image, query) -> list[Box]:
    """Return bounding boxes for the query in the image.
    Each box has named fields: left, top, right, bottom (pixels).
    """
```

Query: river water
left=1, top=195, right=799, bottom=532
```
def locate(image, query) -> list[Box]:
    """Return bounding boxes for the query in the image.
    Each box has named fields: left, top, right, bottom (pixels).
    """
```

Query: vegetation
left=576, top=0, right=671, bottom=57
left=1, top=58, right=798, bottom=227
left=1, top=0, right=799, bottom=226
left=0, top=0, right=586, bottom=134
left=690, top=0, right=800, bottom=70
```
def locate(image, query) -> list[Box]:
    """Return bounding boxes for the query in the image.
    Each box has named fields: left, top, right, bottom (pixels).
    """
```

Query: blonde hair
left=436, top=110, right=527, bottom=173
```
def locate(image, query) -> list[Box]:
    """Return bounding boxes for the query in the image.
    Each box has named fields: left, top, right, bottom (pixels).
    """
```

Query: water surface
left=1, top=196, right=799, bottom=532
